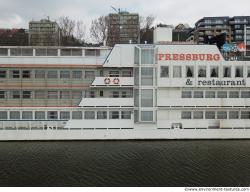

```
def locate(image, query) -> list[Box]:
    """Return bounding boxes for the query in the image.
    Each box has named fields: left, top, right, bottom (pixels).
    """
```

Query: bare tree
left=90, top=16, right=109, bottom=45
left=75, top=21, right=86, bottom=44
left=139, top=15, right=156, bottom=43
left=58, top=16, right=76, bottom=45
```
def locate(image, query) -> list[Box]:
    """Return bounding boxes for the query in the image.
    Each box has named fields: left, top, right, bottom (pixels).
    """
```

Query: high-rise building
left=29, top=19, right=61, bottom=46
left=107, top=12, right=139, bottom=47
left=193, top=17, right=231, bottom=44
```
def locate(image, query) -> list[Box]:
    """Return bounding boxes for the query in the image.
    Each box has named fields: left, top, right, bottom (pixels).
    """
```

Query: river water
left=0, top=140, right=249, bottom=187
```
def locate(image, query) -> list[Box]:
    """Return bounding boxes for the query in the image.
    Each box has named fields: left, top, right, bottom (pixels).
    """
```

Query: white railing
left=79, top=98, right=134, bottom=107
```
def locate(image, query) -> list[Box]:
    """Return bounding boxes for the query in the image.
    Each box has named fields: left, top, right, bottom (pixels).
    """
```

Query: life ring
left=104, top=78, right=111, bottom=84
left=113, top=78, right=120, bottom=85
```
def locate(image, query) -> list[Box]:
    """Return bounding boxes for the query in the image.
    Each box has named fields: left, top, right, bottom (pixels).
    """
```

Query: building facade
left=107, top=12, right=139, bottom=46
left=29, top=19, right=61, bottom=46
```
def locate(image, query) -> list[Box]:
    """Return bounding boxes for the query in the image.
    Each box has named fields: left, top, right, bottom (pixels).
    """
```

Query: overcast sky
left=0, top=0, right=250, bottom=29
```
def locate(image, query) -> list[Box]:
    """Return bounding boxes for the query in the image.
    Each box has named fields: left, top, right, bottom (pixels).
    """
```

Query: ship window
left=60, top=71, right=70, bottom=78
left=85, top=71, right=95, bottom=79
left=47, top=111, right=58, bottom=120
left=22, top=91, right=31, bottom=99
left=193, top=91, right=203, bottom=98
left=210, top=66, right=219, bottom=77
left=235, top=66, right=243, bottom=78
left=22, top=70, right=31, bottom=78
left=223, top=66, right=231, bottom=78
left=141, top=67, right=153, bottom=86
left=112, top=91, right=119, bottom=98
left=205, top=111, right=215, bottom=119
left=72, top=71, right=82, bottom=79
left=10, top=70, right=20, bottom=78
left=72, top=49, right=82, bottom=56
left=217, top=91, right=227, bottom=98
left=182, top=91, right=192, bottom=98
left=193, top=111, right=203, bottom=119
left=241, top=111, right=250, bottom=119
left=72, top=91, right=82, bottom=99
left=181, top=111, right=191, bottom=119
left=241, top=91, right=250, bottom=98
left=0, top=48, right=8, bottom=56
left=198, top=66, right=206, bottom=77
left=60, top=112, right=70, bottom=120
left=10, top=111, right=20, bottom=120
left=11, top=91, right=20, bottom=99
left=205, top=91, right=215, bottom=98
left=186, top=66, right=194, bottom=78
left=141, top=49, right=154, bottom=64
left=121, top=91, right=127, bottom=98
left=85, top=49, right=99, bottom=56
left=247, top=67, right=250, bottom=77
left=35, top=91, right=46, bottom=99
left=0, top=70, right=6, bottom=78
left=121, top=111, right=131, bottom=119
left=72, top=111, right=82, bottom=119
left=47, top=49, right=58, bottom=56
left=134, top=47, right=140, bottom=64
left=122, top=71, right=132, bottom=77
left=141, top=89, right=153, bottom=107
left=173, top=66, right=182, bottom=78
left=141, top=111, right=153, bottom=121
left=229, top=111, right=239, bottom=119
left=85, top=111, right=95, bottom=119
left=109, top=71, right=119, bottom=77
left=109, top=111, right=119, bottom=119
left=89, top=91, right=95, bottom=98
left=0, top=91, right=5, bottom=99
left=97, top=111, right=107, bottom=119
left=229, top=91, right=239, bottom=98
left=35, top=49, right=47, bottom=56
left=22, top=111, right=33, bottom=120
left=0, top=111, right=7, bottom=120
left=47, top=71, right=58, bottom=78
left=22, top=48, right=33, bottom=56
left=10, top=48, right=21, bottom=56
left=99, top=91, right=104, bottom=97
left=160, top=66, right=169, bottom=78
left=48, top=91, right=58, bottom=99
left=35, top=70, right=45, bottom=78
left=60, top=91, right=70, bottom=99
left=217, top=111, right=227, bottom=119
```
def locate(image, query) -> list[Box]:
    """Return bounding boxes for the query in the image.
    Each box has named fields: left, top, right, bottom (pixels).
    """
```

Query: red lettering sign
left=157, top=53, right=220, bottom=61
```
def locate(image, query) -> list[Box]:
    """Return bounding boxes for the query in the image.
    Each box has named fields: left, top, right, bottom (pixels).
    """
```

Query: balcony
left=91, top=77, right=134, bottom=87
left=79, top=97, right=134, bottom=107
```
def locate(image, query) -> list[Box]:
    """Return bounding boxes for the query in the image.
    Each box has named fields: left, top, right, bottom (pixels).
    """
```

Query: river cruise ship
left=0, top=44, right=250, bottom=140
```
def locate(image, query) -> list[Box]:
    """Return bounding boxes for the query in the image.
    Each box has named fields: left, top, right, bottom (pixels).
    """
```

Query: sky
left=0, top=0, right=250, bottom=30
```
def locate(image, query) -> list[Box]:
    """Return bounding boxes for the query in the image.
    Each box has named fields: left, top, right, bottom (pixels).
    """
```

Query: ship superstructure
left=0, top=44, right=250, bottom=140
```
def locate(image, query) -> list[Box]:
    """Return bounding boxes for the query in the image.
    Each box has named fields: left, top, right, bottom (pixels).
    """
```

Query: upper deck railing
left=0, top=46, right=111, bottom=57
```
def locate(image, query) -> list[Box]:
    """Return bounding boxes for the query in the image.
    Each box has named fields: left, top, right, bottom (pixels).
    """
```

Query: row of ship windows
left=0, top=90, right=132, bottom=99
left=0, top=70, right=133, bottom=79
left=0, top=91, right=83, bottom=99
left=0, top=111, right=132, bottom=120
left=0, top=70, right=95, bottom=79
left=182, top=90, right=250, bottom=98
left=181, top=111, right=250, bottom=119
left=160, top=66, right=250, bottom=78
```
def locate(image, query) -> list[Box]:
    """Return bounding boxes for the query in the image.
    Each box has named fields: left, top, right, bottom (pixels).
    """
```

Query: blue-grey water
left=0, top=140, right=250, bottom=187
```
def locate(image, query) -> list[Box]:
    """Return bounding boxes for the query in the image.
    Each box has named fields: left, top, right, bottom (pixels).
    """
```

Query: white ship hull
left=1, top=129, right=250, bottom=140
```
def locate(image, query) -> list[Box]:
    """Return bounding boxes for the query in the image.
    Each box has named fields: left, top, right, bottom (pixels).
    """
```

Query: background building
left=107, top=11, right=139, bottom=46
left=193, top=17, right=231, bottom=44
left=29, top=19, right=61, bottom=46
left=172, top=23, right=192, bottom=42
